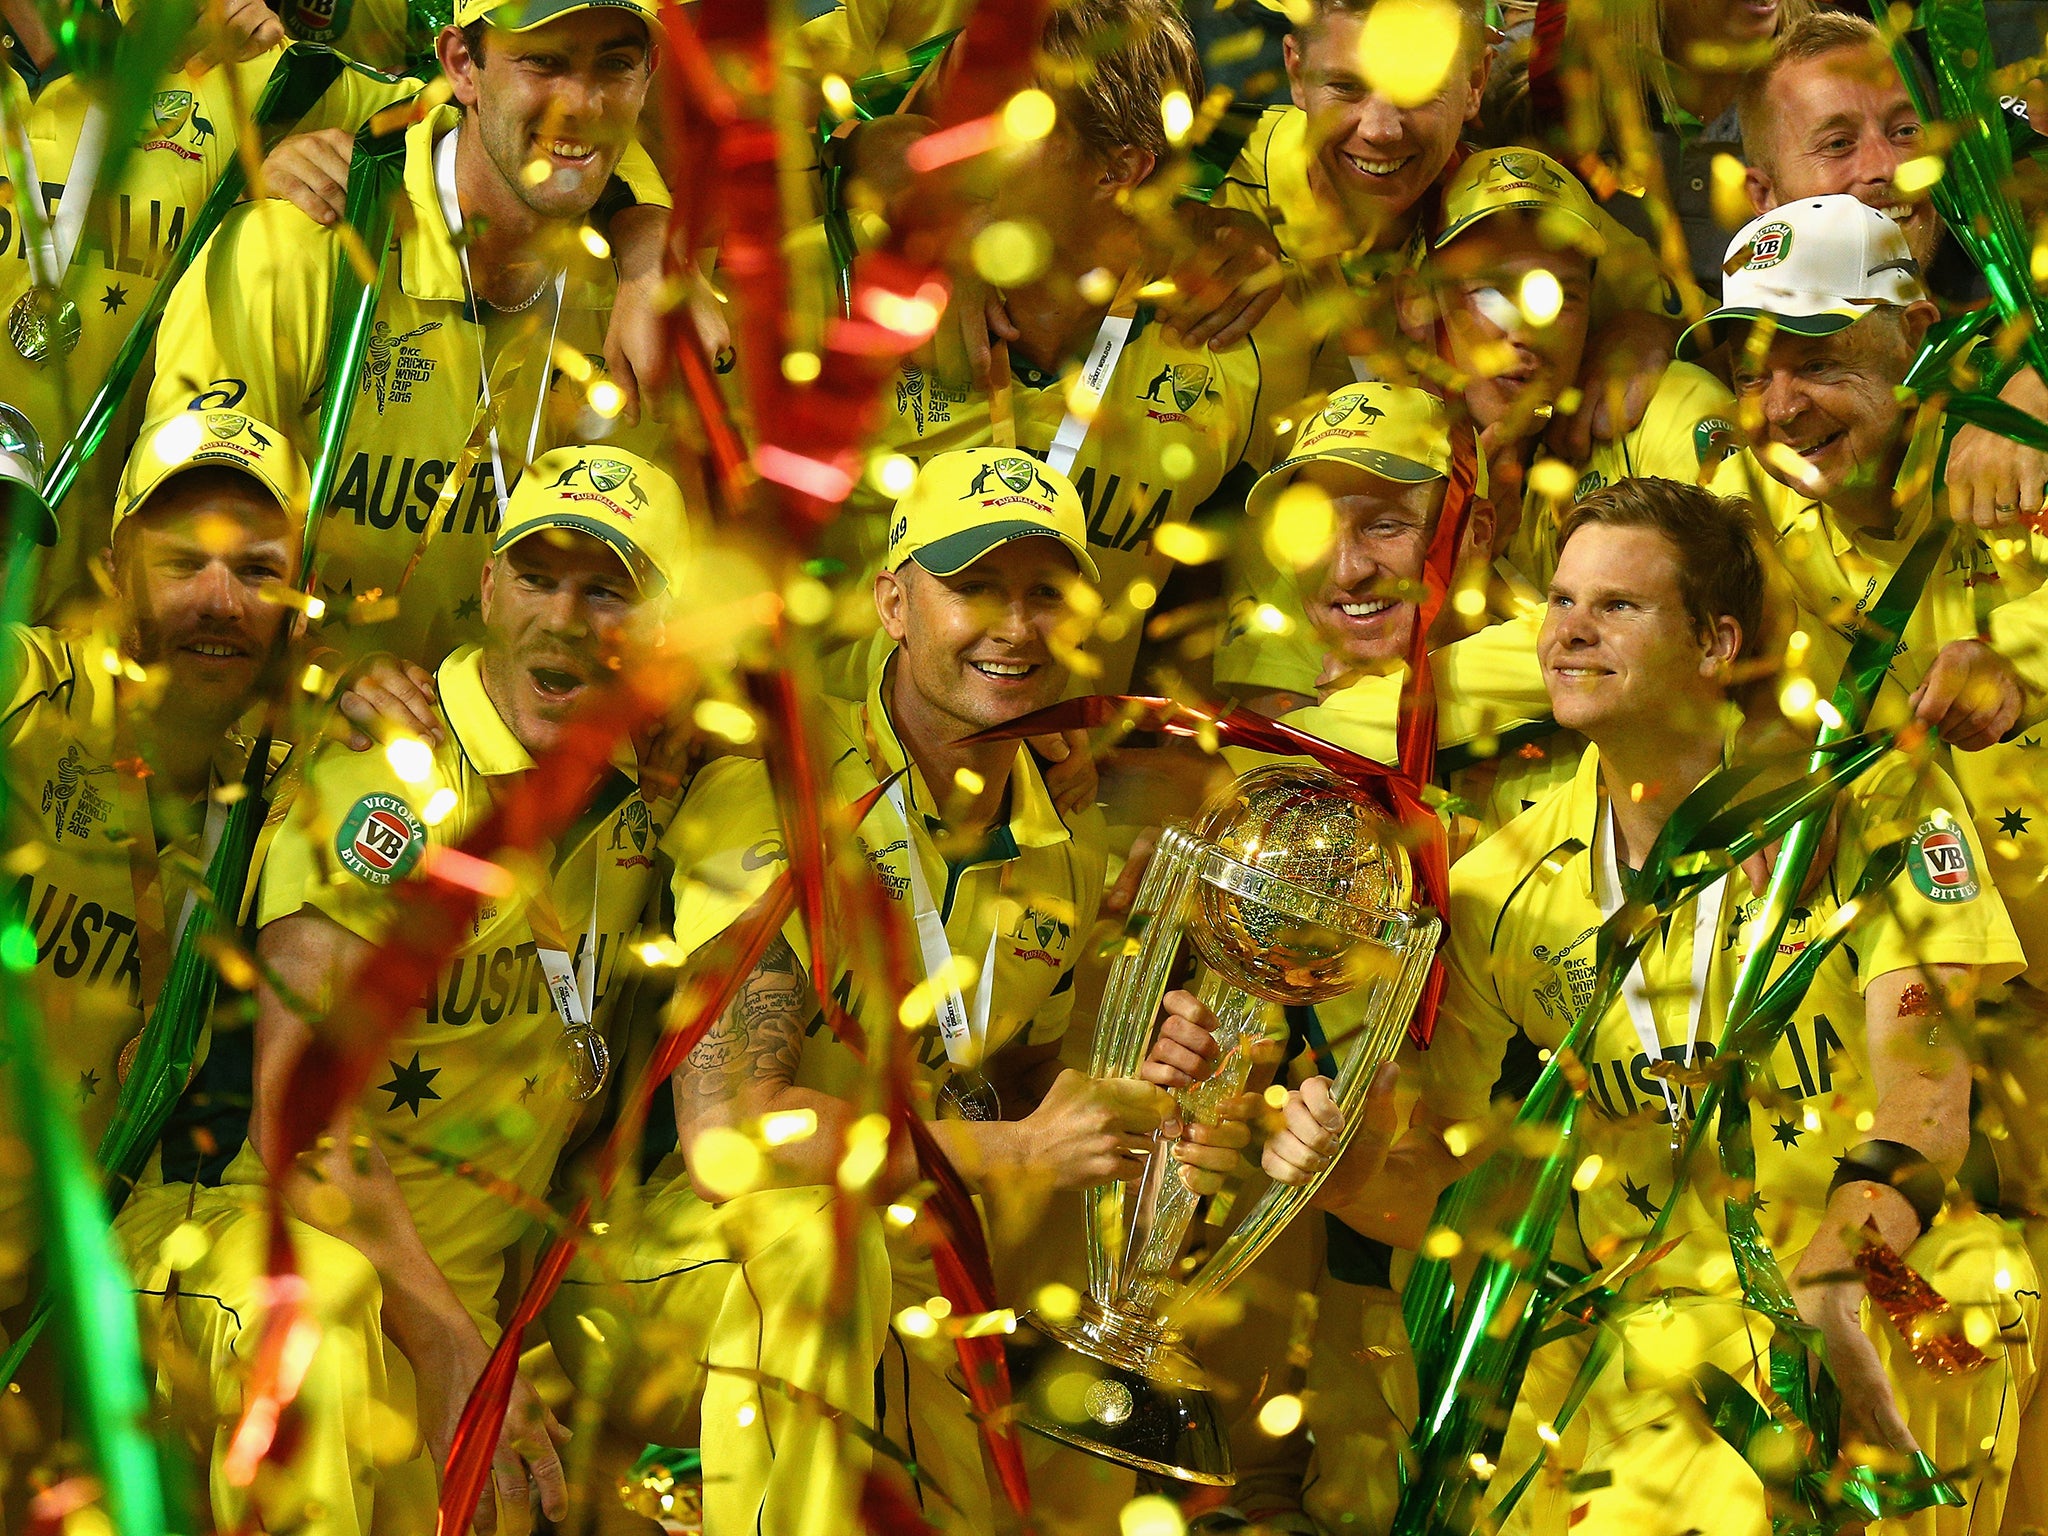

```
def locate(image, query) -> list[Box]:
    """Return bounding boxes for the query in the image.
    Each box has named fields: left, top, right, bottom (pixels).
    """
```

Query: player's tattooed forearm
left=682, top=936, right=807, bottom=1102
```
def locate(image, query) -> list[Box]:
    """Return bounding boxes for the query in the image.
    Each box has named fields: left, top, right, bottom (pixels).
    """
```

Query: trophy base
left=1004, top=1301, right=1233, bottom=1485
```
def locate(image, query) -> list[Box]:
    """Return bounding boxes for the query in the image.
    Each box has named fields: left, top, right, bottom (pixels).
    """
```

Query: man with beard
left=0, top=408, right=303, bottom=1316
left=148, top=0, right=673, bottom=671
left=1736, top=9, right=2048, bottom=530
left=115, top=446, right=692, bottom=1536
left=642, top=449, right=1250, bottom=1533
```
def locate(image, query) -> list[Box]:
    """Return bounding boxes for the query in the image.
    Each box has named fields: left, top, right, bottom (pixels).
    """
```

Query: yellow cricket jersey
left=1417, top=740, right=2022, bottom=1289
left=1212, top=108, right=1678, bottom=390
left=147, top=102, right=672, bottom=670
left=668, top=650, right=1107, bottom=1111
left=831, top=303, right=1309, bottom=694
left=0, top=44, right=415, bottom=618
left=236, top=645, right=674, bottom=1309
left=277, top=0, right=412, bottom=76
left=0, top=624, right=276, bottom=1294
left=795, top=0, right=972, bottom=76
left=1216, top=362, right=1738, bottom=698
left=1714, top=439, right=2048, bottom=986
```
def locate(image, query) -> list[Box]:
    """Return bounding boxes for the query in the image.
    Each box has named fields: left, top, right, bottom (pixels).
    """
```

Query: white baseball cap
left=1678, top=195, right=1928, bottom=360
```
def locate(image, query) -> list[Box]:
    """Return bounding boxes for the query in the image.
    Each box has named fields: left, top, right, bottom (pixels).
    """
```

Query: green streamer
left=1872, top=0, right=2048, bottom=387
left=302, top=118, right=408, bottom=584
left=0, top=410, right=176, bottom=1536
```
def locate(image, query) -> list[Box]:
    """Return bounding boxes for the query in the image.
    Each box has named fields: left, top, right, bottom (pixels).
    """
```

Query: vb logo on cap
left=885, top=448, right=1100, bottom=582
left=1745, top=221, right=1793, bottom=269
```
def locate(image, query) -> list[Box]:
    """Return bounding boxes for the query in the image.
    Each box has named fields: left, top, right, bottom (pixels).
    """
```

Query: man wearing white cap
left=1683, top=194, right=2048, bottom=993
left=1734, top=10, right=2048, bottom=533
left=116, top=445, right=693, bottom=1536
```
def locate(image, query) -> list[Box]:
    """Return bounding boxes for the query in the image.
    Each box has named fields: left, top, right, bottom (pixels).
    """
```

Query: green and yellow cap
left=116, top=410, right=309, bottom=536
left=1249, top=383, right=1471, bottom=516
left=452, top=0, right=655, bottom=30
left=885, top=448, right=1099, bottom=583
left=495, top=447, right=688, bottom=595
left=1436, top=146, right=1606, bottom=255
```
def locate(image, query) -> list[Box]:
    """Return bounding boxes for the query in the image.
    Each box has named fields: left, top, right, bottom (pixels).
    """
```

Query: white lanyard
left=3, top=90, right=110, bottom=295
left=886, top=778, right=996, bottom=1070
left=1347, top=354, right=1375, bottom=383
left=1595, top=801, right=1728, bottom=1129
left=1044, top=308, right=1135, bottom=478
left=528, top=859, right=600, bottom=1028
left=433, top=125, right=566, bottom=520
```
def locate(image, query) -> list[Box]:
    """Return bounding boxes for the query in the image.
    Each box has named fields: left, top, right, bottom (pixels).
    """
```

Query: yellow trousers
left=1292, top=1215, right=2036, bottom=1536
left=116, top=1183, right=445, bottom=1536
left=547, top=1181, right=890, bottom=1536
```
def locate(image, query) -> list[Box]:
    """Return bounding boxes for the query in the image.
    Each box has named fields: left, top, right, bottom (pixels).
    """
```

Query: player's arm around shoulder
left=148, top=196, right=339, bottom=431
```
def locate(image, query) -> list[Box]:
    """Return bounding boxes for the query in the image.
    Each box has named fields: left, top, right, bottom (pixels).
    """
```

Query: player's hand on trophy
left=1021, top=1069, right=1173, bottom=1191
left=1139, top=988, right=1226, bottom=1090
left=1262, top=1064, right=1398, bottom=1196
left=338, top=655, right=442, bottom=753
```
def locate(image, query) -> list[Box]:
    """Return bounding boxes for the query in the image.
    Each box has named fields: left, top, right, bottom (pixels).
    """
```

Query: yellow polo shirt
left=148, top=102, right=672, bottom=670
left=1716, top=441, right=2048, bottom=986
left=1, top=44, right=415, bottom=618
left=276, top=0, right=413, bottom=75
left=1217, top=362, right=1738, bottom=697
left=1418, top=740, right=2021, bottom=1289
left=1212, top=108, right=1678, bottom=391
left=240, top=644, right=674, bottom=1309
left=668, top=650, right=1107, bottom=1110
left=795, top=0, right=972, bottom=76
left=0, top=623, right=279, bottom=1294
left=827, top=303, right=1309, bottom=694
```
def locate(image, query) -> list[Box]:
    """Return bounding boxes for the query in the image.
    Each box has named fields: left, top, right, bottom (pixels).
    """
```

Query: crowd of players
left=5, top=0, right=2048, bottom=1531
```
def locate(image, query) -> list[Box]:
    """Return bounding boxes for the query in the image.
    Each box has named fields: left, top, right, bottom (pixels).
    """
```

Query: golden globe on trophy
left=1006, top=764, right=1442, bottom=1483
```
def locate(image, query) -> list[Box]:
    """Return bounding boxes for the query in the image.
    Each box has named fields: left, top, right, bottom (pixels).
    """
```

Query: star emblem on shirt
left=1999, top=808, right=2032, bottom=837
left=519, top=1073, right=540, bottom=1102
left=76, top=1067, right=100, bottom=1101
left=1771, top=1116, right=1803, bottom=1148
left=2024, top=736, right=2041, bottom=750
left=1620, top=1175, right=1656, bottom=1220
left=454, top=596, right=481, bottom=621
left=378, top=1051, right=442, bottom=1116
left=100, top=284, right=127, bottom=313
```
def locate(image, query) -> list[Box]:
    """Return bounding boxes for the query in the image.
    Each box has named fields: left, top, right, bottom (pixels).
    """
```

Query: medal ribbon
left=433, top=125, right=567, bottom=520
left=0, top=57, right=110, bottom=301
left=983, top=271, right=1146, bottom=473
left=523, top=849, right=601, bottom=1032
left=1595, top=801, right=1728, bottom=1131
left=884, top=777, right=993, bottom=1071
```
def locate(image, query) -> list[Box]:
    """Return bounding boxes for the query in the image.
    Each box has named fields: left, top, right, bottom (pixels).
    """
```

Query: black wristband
left=1826, top=1139, right=1945, bottom=1232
